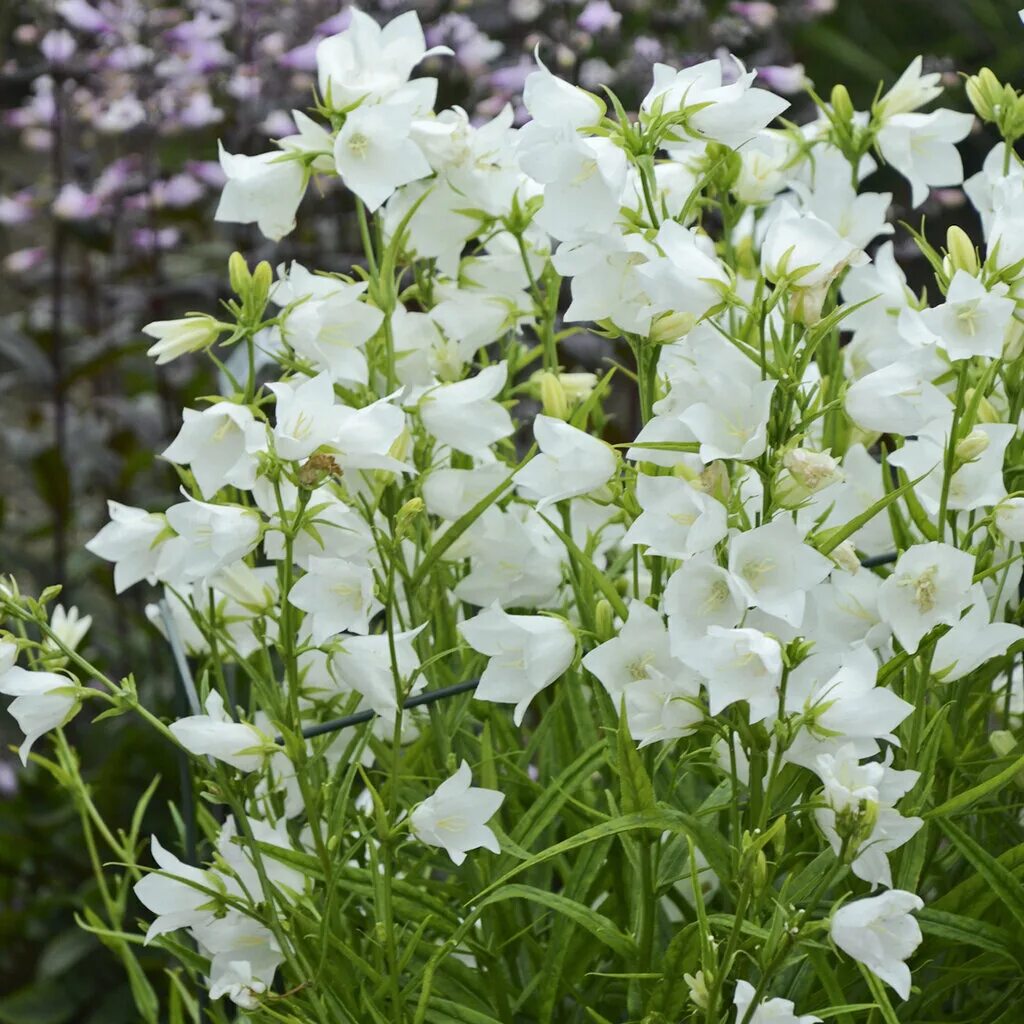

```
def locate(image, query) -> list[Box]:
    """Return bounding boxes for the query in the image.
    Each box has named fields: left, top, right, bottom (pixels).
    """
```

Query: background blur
left=0, top=1, right=1019, bottom=1020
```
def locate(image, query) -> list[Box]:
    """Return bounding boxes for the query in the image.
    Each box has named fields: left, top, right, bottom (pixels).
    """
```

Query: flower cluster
left=4, top=7, right=1024, bottom=1023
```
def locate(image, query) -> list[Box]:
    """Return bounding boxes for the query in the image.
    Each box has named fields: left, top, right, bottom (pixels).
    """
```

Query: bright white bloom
left=410, top=760, right=504, bottom=865
left=624, top=473, right=727, bottom=559
left=162, top=403, right=265, bottom=498
left=665, top=554, right=746, bottom=652
left=333, top=100, right=433, bottom=212
left=269, top=372, right=347, bottom=462
left=215, top=143, right=306, bottom=240
left=287, top=556, right=381, bottom=643
left=419, top=363, right=514, bottom=462
left=642, top=58, right=789, bottom=149
left=134, top=836, right=218, bottom=942
left=831, top=890, right=924, bottom=1000
left=582, top=602, right=702, bottom=746
left=877, top=543, right=975, bottom=654
left=877, top=57, right=943, bottom=118
left=515, top=415, right=617, bottom=511
left=169, top=691, right=266, bottom=773
left=814, top=747, right=922, bottom=889
left=727, top=518, right=832, bottom=627
left=918, top=271, right=1015, bottom=361
left=86, top=501, right=169, bottom=593
left=142, top=315, right=221, bottom=365
left=785, top=647, right=912, bottom=768
left=678, top=626, right=783, bottom=723
left=156, top=498, right=261, bottom=585
left=994, top=496, right=1024, bottom=541
left=45, top=605, right=92, bottom=656
left=638, top=221, right=729, bottom=324
left=329, top=625, right=425, bottom=721
left=678, top=377, right=777, bottom=462
left=844, top=361, right=950, bottom=436
left=0, top=644, right=80, bottom=765
left=932, top=585, right=1024, bottom=682
left=761, top=207, right=869, bottom=291
left=194, top=912, right=283, bottom=1010
left=422, top=463, right=509, bottom=521
left=733, top=980, right=821, bottom=1024
left=316, top=9, right=450, bottom=110
left=877, top=110, right=974, bottom=208
left=459, top=604, right=575, bottom=725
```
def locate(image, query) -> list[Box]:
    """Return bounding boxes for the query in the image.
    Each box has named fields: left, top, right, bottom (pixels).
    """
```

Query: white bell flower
left=169, top=691, right=267, bottom=773
left=287, top=556, right=381, bottom=643
left=877, top=542, right=975, bottom=655
left=215, top=143, right=306, bottom=241
left=515, top=415, right=618, bottom=511
left=410, top=760, right=504, bottom=865
left=459, top=604, right=575, bottom=725
left=733, top=980, right=822, bottom=1024
left=86, top=501, right=169, bottom=593
left=830, top=889, right=924, bottom=1000
left=877, top=109, right=974, bottom=208
left=418, top=363, right=514, bottom=462
left=623, top=473, right=727, bottom=559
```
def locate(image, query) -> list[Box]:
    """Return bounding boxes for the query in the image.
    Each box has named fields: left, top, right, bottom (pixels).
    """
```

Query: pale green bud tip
left=954, top=428, right=989, bottom=465
left=945, top=226, right=979, bottom=276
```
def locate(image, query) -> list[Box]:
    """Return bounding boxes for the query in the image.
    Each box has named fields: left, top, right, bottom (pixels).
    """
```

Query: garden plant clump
left=5, top=6, right=1024, bottom=1023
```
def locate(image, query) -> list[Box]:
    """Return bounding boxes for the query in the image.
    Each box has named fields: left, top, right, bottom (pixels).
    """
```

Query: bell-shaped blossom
left=844, top=361, right=950, bottom=437
left=316, top=9, right=450, bottom=110
left=802, top=570, right=890, bottom=655
left=917, top=270, right=1015, bottom=361
left=877, top=57, right=943, bottom=118
left=333, top=100, right=433, bottom=212
left=215, top=143, right=306, bottom=241
left=162, top=402, right=265, bottom=498
left=932, top=585, right=1024, bottom=682
left=677, top=376, right=777, bottom=462
left=877, top=109, right=974, bottom=208
left=288, top=556, right=381, bottom=644
left=623, top=473, right=727, bottom=559
left=727, top=518, right=832, bottom=627
left=994, top=496, right=1024, bottom=542
left=877, top=542, right=975, bottom=654
left=452, top=507, right=563, bottom=610
left=269, top=372, right=347, bottom=462
left=45, top=605, right=92, bottom=656
left=142, top=315, right=221, bottom=365
left=170, top=691, right=267, bottom=773
left=785, top=647, right=912, bottom=768
left=814, top=747, right=922, bottom=889
left=134, top=836, right=218, bottom=942
left=194, top=912, right=282, bottom=1010
left=664, top=554, right=746, bottom=652
left=216, top=816, right=305, bottom=898
left=733, top=981, right=822, bottom=1024
left=86, top=501, right=168, bottom=593
left=282, top=281, right=384, bottom=385
left=582, top=602, right=703, bottom=746
left=830, top=890, right=924, bottom=1000
left=422, top=463, right=509, bottom=521
left=889, top=421, right=1012, bottom=516
left=156, top=498, right=261, bottom=586
left=329, top=625, right=426, bottom=721
left=679, top=626, right=783, bottom=723
left=459, top=604, right=575, bottom=725
left=515, top=415, right=617, bottom=511
left=410, top=760, right=504, bottom=865
left=642, top=58, right=789, bottom=149
left=0, top=645, right=80, bottom=766
left=419, top=363, right=514, bottom=462
left=638, top=221, right=729, bottom=323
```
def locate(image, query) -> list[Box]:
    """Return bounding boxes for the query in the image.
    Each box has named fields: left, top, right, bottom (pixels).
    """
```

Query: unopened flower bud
left=394, top=497, right=424, bottom=540
left=954, top=428, right=989, bottom=465
left=830, top=83, right=855, bottom=125
left=783, top=448, right=843, bottom=492
left=684, top=971, right=709, bottom=1010
left=830, top=540, right=861, bottom=574
left=228, top=250, right=252, bottom=296
left=964, top=387, right=1001, bottom=424
left=945, top=226, right=979, bottom=277
left=1003, top=318, right=1024, bottom=361
left=698, top=461, right=731, bottom=503
left=559, top=372, right=598, bottom=404
left=650, top=310, right=697, bottom=343
left=538, top=371, right=569, bottom=420
left=594, top=599, right=615, bottom=644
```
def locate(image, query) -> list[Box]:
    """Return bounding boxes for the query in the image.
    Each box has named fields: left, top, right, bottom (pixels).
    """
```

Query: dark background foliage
left=0, top=0, right=1021, bottom=1020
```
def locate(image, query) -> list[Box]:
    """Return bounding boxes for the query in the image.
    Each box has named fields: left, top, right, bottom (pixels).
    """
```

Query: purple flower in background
left=279, top=38, right=320, bottom=71
left=132, top=226, right=181, bottom=251
left=41, top=29, right=77, bottom=64
left=757, top=63, right=809, bottom=94
left=577, top=1, right=622, bottom=34
left=728, top=2, right=779, bottom=29
left=4, top=247, right=47, bottom=274
left=0, top=190, right=36, bottom=226
left=0, top=759, right=17, bottom=797
left=57, top=0, right=111, bottom=33
left=53, top=183, right=102, bottom=220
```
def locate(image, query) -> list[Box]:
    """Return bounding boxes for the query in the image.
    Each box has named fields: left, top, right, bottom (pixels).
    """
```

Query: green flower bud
left=945, top=226, right=979, bottom=277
